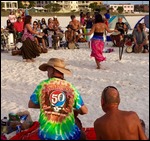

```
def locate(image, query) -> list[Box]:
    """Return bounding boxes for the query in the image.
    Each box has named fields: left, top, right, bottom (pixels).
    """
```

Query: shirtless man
left=69, top=15, right=81, bottom=33
left=94, top=86, right=148, bottom=140
left=69, top=15, right=81, bottom=43
left=65, top=25, right=76, bottom=48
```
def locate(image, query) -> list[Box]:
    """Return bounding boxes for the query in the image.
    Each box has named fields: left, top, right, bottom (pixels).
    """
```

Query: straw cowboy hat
left=39, top=58, right=72, bottom=76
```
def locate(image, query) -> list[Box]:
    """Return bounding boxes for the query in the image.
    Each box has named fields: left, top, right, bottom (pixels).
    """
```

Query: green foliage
left=44, top=3, right=61, bottom=12
left=100, top=6, right=106, bottom=12
left=1, top=2, right=4, bottom=9
left=89, top=2, right=100, bottom=11
left=117, top=6, right=124, bottom=13
left=18, top=1, right=35, bottom=8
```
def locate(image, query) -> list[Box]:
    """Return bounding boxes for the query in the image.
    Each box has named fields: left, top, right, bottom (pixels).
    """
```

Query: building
left=78, top=1, right=102, bottom=11
left=109, top=3, right=134, bottom=13
left=35, top=1, right=51, bottom=7
left=1, top=1, right=18, bottom=11
left=143, top=5, right=149, bottom=12
left=34, top=1, right=103, bottom=12
left=55, top=1, right=79, bottom=11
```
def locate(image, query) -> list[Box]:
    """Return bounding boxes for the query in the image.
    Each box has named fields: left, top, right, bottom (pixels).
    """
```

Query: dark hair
left=102, top=86, right=120, bottom=104
left=138, top=23, right=144, bottom=31
left=33, top=21, right=38, bottom=25
left=41, top=18, right=46, bottom=24
left=71, top=15, right=75, bottom=19
left=24, top=15, right=32, bottom=28
left=17, top=16, right=21, bottom=20
left=95, top=14, right=103, bottom=23
left=86, top=12, right=90, bottom=16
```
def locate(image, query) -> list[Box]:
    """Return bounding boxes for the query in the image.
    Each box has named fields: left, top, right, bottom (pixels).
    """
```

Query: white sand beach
left=1, top=16, right=149, bottom=138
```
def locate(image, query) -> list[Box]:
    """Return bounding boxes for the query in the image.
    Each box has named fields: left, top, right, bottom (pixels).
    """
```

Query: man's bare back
left=94, top=86, right=148, bottom=140
left=94, top=110, right=147, bottom=140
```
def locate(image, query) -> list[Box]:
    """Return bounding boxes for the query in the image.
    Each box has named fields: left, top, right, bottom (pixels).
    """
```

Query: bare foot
left=31, top=58, right=35, bottom=62
left=26, top=59, right=32, bottom=62
left=96, top=66, right=100, bottom=69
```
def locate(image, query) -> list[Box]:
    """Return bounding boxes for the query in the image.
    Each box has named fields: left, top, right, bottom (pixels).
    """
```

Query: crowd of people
left=1, top=9, right=149, bottom=58
left=1, top=9, right=149, bottom=140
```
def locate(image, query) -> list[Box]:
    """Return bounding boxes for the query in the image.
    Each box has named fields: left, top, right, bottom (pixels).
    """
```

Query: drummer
left=115, top=17, right=127, bottom=35
left=32, top=21, right=46, bottom=49
left=111, top=17, right=127, bottom=46
left=65, top=25, right=76, bottom=49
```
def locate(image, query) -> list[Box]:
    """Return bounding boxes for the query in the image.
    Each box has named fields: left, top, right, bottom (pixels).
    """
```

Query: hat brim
left=39, top=63, right=72, bottom=76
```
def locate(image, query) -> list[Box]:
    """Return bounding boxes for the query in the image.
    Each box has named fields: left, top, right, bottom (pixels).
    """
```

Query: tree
left=52, top=3, right=61, bottom=12
left=117, top=6, right=124, bottom=13
left=89, top=2, right=99, bottom=11
left=1, top=2, right=4, bottom=10
left=109, top=7, right=114, bottom=13
left=45, top=3, right=61, bottom=12
left=18, top=1, right=35, bottom=8
left=134, top=5, right=141, bottom=12
left=100, top=6, right=106, bottom=12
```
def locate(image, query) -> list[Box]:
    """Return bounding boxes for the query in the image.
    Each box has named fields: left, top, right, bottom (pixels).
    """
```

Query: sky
left=103, top=1, right=149, bottom=5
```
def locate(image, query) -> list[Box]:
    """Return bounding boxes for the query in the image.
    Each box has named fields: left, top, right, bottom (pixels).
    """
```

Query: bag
left=12, top=50, right=21, bottom=56
left=9, top=110, right=33, bottom=130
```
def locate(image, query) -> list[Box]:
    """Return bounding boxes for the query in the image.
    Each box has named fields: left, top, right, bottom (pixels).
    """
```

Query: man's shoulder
left=94, top=114, right=106, bottom=125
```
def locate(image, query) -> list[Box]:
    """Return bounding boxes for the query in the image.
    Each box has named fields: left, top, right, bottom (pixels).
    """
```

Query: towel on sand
left=10, top=121, right=96, bottom=140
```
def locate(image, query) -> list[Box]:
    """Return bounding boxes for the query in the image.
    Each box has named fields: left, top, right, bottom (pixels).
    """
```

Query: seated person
left=32, top=21, right=46, bottom=49
left=40, top=18, right=47, bottom=31
left=43, top=19, right=55, bottom=48
left=28, top=58, right=88, bottom=140
left=6, top=19, right=15, bottom=43
left=6, top=19, right=15, bottom=34
left=53, top=16, right=60, bottom=27
left=53, top=25, right=64, bottom=41
left=132, top=23, right=148, bottom=53
left=115, top=17, right=127, bottom=35
left=65, top=25, right=76, bottom=49
left=111, top=17, right=127, bottom=47
left=13, top=16, right=24, bottom=42
left=94, top=86, right=148, bottom=140
left=69, top=15, right=81, bottom=43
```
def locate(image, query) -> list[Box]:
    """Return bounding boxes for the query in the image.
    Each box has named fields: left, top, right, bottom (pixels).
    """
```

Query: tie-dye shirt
left=30, top=78, right=84, bottom=140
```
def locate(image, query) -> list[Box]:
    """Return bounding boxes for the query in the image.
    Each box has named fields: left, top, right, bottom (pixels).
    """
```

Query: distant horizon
left=103, top=1, right=149, bottom=5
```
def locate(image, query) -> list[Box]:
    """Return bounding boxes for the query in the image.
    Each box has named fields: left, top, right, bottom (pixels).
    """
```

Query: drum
left=110, top=31, right=122, bottom=47
left=111, top=31, right=121, bottom=36
left=36, top=35, right=43, bottom=38
left=125, top=41, right=133, bottom=53
left=126, top=46, right=133, bottom=53
left=68, top=42, right=76, bottom=49
left=52, top=35, right=60, bottom=50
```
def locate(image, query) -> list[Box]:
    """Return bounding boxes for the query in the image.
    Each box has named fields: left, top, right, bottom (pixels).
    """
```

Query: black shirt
left=43, top=28, right=55, bottom=36
left=115, top=22, right=125, bottom=35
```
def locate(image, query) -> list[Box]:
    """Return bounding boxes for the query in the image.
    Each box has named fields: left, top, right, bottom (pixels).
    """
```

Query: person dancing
left=79, top=14, right=117, bottom=69
left=21, top=15, right=41, bottom=62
